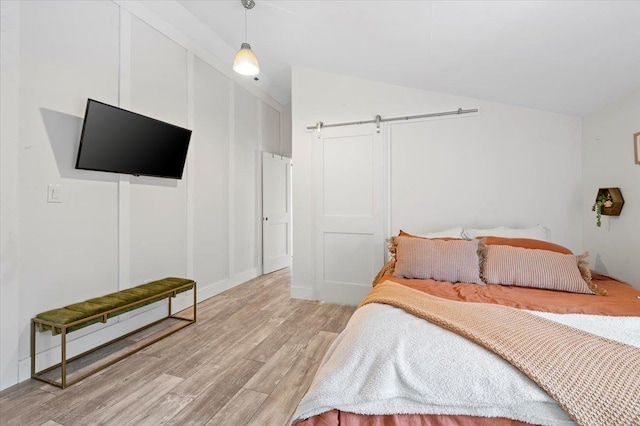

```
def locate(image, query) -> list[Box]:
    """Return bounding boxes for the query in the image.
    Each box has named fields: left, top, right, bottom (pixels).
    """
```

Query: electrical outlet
left=47, top=184, right=62, bottom=203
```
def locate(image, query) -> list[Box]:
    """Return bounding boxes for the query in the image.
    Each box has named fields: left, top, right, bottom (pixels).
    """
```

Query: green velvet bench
left=31, top=277, right=196, bottom=388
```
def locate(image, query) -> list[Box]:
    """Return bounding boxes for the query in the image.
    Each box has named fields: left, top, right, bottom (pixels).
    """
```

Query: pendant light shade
left=233, top=42, right=260, bottom=76
left=234, top=0, right=259, bottom=76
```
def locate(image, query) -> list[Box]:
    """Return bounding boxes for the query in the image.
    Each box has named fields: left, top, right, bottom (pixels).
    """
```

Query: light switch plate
left=47, top=184, right=62, bottom=203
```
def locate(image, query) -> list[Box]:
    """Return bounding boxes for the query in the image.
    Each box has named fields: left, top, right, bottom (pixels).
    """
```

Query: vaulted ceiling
left=143, top=1, right=640, bottom=116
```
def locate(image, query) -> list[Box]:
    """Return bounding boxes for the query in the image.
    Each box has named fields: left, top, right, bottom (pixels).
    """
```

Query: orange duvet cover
left=385, top=273, right=640, bottom=316
left=294, top=273, right=640, bottom=426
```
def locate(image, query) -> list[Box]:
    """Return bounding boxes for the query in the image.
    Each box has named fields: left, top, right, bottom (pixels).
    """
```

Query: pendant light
left=233, top=0, right=259, bottom=76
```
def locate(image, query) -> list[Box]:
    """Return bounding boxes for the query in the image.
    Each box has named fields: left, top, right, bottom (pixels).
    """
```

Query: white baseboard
left=314, top=281, right=370, bottom=306
left=194, top=267, right=261, bottom=303
left=290, top=285, right=314, bottom=300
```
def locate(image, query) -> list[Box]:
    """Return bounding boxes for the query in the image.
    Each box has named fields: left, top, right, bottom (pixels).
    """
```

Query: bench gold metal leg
left=31, top=320, right=36, bottom=378
left=61, top=327, right=67, bottom=388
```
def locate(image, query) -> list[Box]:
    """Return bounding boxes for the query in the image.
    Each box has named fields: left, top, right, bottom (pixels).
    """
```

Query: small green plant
left=592, top=194, right=613, bottom=227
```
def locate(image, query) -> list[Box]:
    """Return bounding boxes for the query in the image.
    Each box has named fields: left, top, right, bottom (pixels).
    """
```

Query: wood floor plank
left=4, top=410, right=50, bottom=426
left=244, top=326, right=296, bottom=364
left=303, top=331, right=340, bottom=363
left=170, top=342, right=256, bottom=397
left=0, top=268, right=355, bottom=426
left=244, top=342, right=304, bottom=394
left=0, top=379, right=44, bottom=404
left=48, top=353, right=166, bottom=424
left=247, top=331, right=339, bottom=426
left=124, top=392, right=195, bottom=426
left=166, top=358, right=263, bottom=425
left=244, top=302, right=325, bottom=363
left=322, top=304, right=357, bottom=333
left=205, top=388, right=269, bottom=426
left=287, top=311, right=335, bottom=347
left=0, top=388, right=56, bottom=421
left=242, top=317, right=291, bottom=347
left=162, top=328, right=257, bottom=379
left=74, top=373, right=184, bottom=425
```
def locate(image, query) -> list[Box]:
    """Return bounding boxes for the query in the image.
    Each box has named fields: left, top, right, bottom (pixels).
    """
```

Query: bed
left=292, top=230, right=640, bottom=426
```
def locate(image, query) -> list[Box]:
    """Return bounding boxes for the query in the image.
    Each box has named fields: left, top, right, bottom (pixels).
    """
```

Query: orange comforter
left=384, top=273, right=640, bottom=316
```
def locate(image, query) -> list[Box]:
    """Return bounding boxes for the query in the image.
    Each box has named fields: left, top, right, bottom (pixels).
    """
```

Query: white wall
left=0, top=0, right=283, bottom=390
left=291, top=67, right=583, bottom=302
left=282, top=103, right=293, bottom=158
left=582, top=89, right=640, bottom=288
left=262, top=102, right=282, bottom=155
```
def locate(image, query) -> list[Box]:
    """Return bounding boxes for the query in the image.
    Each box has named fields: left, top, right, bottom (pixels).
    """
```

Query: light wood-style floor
left=0, top=268, right=355, bottom=426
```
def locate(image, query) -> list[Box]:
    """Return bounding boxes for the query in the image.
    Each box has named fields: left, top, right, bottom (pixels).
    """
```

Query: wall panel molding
left=186, top=51, right=195, bottom=278
left=117, top=8, right=131, bottom=292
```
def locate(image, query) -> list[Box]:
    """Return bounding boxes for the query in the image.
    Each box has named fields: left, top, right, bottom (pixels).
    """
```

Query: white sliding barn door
left=313, top=125, right=384, bottom=305
left=262, top=152, right=292, bottom=274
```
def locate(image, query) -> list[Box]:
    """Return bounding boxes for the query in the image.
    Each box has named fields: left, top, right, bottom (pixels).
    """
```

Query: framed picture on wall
left=635, top=132, right=640, bottom=165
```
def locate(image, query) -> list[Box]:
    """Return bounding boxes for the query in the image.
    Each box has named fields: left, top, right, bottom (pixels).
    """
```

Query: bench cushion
left=35, top=277, right=194, bottom=334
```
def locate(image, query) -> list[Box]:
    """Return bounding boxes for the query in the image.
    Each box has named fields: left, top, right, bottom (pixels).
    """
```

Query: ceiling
left=143, top=1, right=640, bottom=117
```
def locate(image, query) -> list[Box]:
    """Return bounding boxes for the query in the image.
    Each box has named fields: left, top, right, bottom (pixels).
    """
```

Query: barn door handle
left=264, top=217, right=269, bottom=221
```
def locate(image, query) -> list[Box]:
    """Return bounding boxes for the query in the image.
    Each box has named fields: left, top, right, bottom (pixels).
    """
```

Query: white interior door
left=313, top=124, right=384, bottom=305
left=262, top=152, right=292, bottom=274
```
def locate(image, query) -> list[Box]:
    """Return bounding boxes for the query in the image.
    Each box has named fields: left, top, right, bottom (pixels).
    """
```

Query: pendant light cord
left=245, top=7, right=248, bottom=42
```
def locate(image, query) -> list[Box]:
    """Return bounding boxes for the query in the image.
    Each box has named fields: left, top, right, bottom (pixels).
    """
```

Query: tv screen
left=75, top=99, right=192, bottom=179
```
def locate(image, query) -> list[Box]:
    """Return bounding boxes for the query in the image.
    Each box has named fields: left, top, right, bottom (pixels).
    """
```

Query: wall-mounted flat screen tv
left=75, top=99, right=192, bottom=179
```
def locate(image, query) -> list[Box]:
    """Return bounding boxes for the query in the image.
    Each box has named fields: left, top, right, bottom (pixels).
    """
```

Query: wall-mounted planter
left=597, top=187, right=624, bottom=216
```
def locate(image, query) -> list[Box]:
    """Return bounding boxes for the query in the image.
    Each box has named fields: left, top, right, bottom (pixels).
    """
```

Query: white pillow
left=462, top=224, right=551, bottom=241
left=418, top=227, right=464, bottom=239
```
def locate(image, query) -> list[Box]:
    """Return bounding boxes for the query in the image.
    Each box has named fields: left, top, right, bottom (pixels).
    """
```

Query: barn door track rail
left=307, top=107, right=479, bottom=137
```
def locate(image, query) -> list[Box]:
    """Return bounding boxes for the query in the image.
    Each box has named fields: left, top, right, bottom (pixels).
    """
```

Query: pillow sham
left=463, top=225, right=551, bottom=241
left=483, top=245, right=597, bottom=294
left=481, top=236, right=572, bottom=254
left=393, top=236, right=483, bottom=284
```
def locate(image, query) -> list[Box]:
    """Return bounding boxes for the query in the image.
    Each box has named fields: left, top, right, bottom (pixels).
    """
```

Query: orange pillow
left=480, top=236, right=572, bottom=254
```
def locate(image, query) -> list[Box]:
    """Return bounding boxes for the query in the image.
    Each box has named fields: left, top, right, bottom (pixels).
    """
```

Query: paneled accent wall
left=0, top=0, right=286, bottom=390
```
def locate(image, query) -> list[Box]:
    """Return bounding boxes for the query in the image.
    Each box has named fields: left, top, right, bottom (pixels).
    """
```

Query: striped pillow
left=484, top=245, right=594, bottom=294
left=393, top=236, right=483, bottom=284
